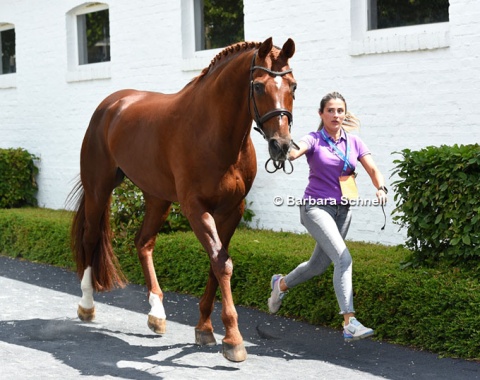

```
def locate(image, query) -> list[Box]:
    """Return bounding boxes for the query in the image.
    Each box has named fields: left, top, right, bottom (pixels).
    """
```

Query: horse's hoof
left=222, top=340, right=247, bottom=362
left=77, top=305, right=95, bottom=322
left=195, top=328, right=217, bottom=346
left=148, top=314, right=166, bottom=335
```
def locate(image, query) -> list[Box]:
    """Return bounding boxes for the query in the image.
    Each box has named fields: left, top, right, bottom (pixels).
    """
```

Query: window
left=369, top=0, right=449, bottom=30
left=77, top=8, right=110, bottom=65
left=350, top=0, right=450, bottom=56
left=66, top=3, right=111, bottom=82
left=0, top=25, right=15, bottom=75
left=194, top=0, right=244, bottom=51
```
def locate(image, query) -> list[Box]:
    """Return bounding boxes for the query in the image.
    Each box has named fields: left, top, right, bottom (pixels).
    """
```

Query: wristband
left=378, top=186, right=388, bottom=194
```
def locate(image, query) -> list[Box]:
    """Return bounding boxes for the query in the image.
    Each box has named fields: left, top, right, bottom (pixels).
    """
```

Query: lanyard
left=321, top=128, right=354, bottom=174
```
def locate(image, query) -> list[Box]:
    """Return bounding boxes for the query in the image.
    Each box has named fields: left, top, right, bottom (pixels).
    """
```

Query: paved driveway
left=0, top=256, right=478, bottom=379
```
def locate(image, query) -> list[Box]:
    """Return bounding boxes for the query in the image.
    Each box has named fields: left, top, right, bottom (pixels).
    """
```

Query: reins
left=249, top=51, right=297, bottom=174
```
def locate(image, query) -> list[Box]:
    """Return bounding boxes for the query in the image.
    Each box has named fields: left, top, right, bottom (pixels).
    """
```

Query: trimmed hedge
left=392, top=144, right=480, bottom=270
left=0, top=148, right=38, bottom=208
left=0, top=208, right=479, bottom=360
left=111, top=179, right=191, bottom=241
left=110, top=178, right=254, bottom=245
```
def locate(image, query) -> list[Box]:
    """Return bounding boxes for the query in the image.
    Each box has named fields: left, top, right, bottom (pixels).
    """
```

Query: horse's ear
left=258, top=37, right=273, bottom=59
left=281, top=38, right=295, bottom=59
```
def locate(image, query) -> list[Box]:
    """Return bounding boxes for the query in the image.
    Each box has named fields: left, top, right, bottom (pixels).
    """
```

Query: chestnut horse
left=70, top=37, right=296, bottom=362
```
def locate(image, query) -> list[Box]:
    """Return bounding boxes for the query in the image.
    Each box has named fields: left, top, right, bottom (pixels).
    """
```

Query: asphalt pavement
left=0, top=255, right=478, bottom=379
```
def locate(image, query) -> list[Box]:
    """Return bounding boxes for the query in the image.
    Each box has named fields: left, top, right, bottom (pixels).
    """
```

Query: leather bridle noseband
left=248, top=50, right=298, bottom=174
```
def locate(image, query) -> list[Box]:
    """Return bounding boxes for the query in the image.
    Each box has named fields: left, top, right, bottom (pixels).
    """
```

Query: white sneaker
left=343, top=317, right=374, bottom=341
left=267, top=274, right=286, bottom=314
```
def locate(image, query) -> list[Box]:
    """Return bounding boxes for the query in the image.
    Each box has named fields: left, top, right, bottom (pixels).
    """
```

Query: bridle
left=249, top=51, right=293, bottom=139
left=248, top=50, right=298, bottom=174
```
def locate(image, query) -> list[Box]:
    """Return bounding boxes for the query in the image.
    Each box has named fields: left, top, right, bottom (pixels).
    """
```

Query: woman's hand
left=376, top=187, right=388, bottom=205
left=288, top=140, right=309, bottom=161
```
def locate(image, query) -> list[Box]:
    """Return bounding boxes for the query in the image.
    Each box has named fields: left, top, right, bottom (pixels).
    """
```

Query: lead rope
left=380, top=203, right=387, bottom=230
left=264, top=140, right=300, bottom=174
left=265, top=158, right=294, bottom=174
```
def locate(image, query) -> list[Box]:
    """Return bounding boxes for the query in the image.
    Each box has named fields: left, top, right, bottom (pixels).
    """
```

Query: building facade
left=1, top=0, right=479, bottom=245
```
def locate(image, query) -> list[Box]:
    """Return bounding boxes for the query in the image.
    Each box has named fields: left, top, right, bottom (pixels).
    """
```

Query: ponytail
left=342, top=111, right=361, bottom=132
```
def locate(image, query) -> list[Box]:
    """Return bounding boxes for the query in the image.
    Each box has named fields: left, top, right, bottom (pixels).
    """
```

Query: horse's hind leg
left=78, top=266, right=95, bottom=321
left=77, top=198, right=110, bottom=322
left=75, top=168, right=124, bottom=322
left=134, top=194, right=171, bottom=334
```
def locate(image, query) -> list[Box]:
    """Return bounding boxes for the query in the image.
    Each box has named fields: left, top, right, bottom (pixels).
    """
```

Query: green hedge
left=0, top=208, right=479, bottom=360
left=392, top=144, right=480, bottom=270
left=111, top=179, right=191, bottom=241
left=110, top=178, right=254, bottom=247
left=0, top=148, right=38, bottom=208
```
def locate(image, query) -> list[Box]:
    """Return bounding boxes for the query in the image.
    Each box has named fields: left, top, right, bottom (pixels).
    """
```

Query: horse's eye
left=253, top=82, right=265, bottom=94
left=291, top=83, right=297, bottom=99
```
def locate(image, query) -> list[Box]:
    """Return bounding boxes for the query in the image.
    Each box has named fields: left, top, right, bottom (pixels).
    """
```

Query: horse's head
left=250, top=37, right=296, bottom=163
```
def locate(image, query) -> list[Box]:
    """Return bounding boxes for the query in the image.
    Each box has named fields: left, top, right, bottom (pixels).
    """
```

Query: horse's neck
left=194, top=56, right=254, bottom=160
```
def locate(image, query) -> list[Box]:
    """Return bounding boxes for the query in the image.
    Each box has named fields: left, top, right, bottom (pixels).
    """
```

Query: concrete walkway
left=0, top=255, right=478, bottom=379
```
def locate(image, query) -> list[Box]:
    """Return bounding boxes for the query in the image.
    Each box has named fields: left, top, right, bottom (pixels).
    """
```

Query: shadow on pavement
left=1, top=255, right=479, bottom=380
left=0, top=318, right=240, bottom=379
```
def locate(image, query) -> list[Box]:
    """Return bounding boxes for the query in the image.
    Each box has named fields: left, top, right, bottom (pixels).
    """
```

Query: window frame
left=66, top=2, right=111, bottom=82
left=350, top=0, right=450, bottom=56
left=0, top=23, right=16, bottom=89
left=181, top=0, right=245, bottom=72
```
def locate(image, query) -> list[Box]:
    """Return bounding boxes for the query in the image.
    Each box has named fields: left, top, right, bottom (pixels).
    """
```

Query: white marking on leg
left=148, top=293, right=166, bottom=319
left=79, top=266, right=94, bottom=309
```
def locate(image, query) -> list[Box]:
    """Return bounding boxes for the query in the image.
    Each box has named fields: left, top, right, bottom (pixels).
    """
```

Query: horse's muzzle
left=268, top=138, right=291, bottom=161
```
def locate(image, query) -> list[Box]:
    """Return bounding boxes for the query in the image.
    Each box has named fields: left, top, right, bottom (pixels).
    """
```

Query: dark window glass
left=369, top=0, right=449, bottom=30
left=1, top=28, right=16, bottom=74
left=196, top=0, right=244, bottom=51
left=77, top=9, right=110, bottom=65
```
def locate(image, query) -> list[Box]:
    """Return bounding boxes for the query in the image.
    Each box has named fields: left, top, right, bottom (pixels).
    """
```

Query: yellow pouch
left=339, top=175, right=359, bottom=200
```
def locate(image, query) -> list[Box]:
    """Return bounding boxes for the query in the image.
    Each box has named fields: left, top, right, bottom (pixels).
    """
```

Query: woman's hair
left=317, top=91, right=360, bottom=132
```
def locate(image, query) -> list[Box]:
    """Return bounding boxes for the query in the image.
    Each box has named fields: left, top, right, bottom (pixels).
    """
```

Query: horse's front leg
left=190, top=210, right=247, bottom=362
left=195, top=265, right=218, bottom=346
left=142, top=246, right=166, bottom=335
left=135, top=197, right=171, bottom=334
left=214, top=249, right=247, bottom=362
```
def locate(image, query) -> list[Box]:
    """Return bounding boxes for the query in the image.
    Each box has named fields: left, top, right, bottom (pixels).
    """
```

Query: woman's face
left=319, top=98, right=346, bottom=131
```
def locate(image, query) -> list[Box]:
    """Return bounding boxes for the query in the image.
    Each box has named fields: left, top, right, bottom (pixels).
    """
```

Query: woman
left=268, top=91, right=387, bottom=341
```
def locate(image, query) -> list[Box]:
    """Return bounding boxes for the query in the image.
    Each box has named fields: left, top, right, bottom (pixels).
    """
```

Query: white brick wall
left=1, top=0, right=479, bottom=246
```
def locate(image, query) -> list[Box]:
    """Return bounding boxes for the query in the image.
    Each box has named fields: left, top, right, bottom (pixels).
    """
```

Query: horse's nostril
left=268, top=138, right=280, bottom=151
left=269, top=140, right=283, bottom=155
left=268, top=138, right=291, bottom=160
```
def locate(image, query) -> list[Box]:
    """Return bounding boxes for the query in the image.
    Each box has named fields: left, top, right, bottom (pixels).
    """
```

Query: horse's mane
left=188, top=41, right=262, bottom=86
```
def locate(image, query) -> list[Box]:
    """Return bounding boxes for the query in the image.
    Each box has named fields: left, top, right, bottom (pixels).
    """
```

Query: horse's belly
left=113, top=153, right=178, bottom=201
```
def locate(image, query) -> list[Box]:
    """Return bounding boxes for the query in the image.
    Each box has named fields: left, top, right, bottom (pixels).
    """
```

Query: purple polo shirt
left=301, top=129, right=371, bottom=203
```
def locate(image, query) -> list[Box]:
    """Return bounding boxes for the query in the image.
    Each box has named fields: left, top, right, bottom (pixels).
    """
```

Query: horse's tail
left=69, top=180, right=126, bottom=292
